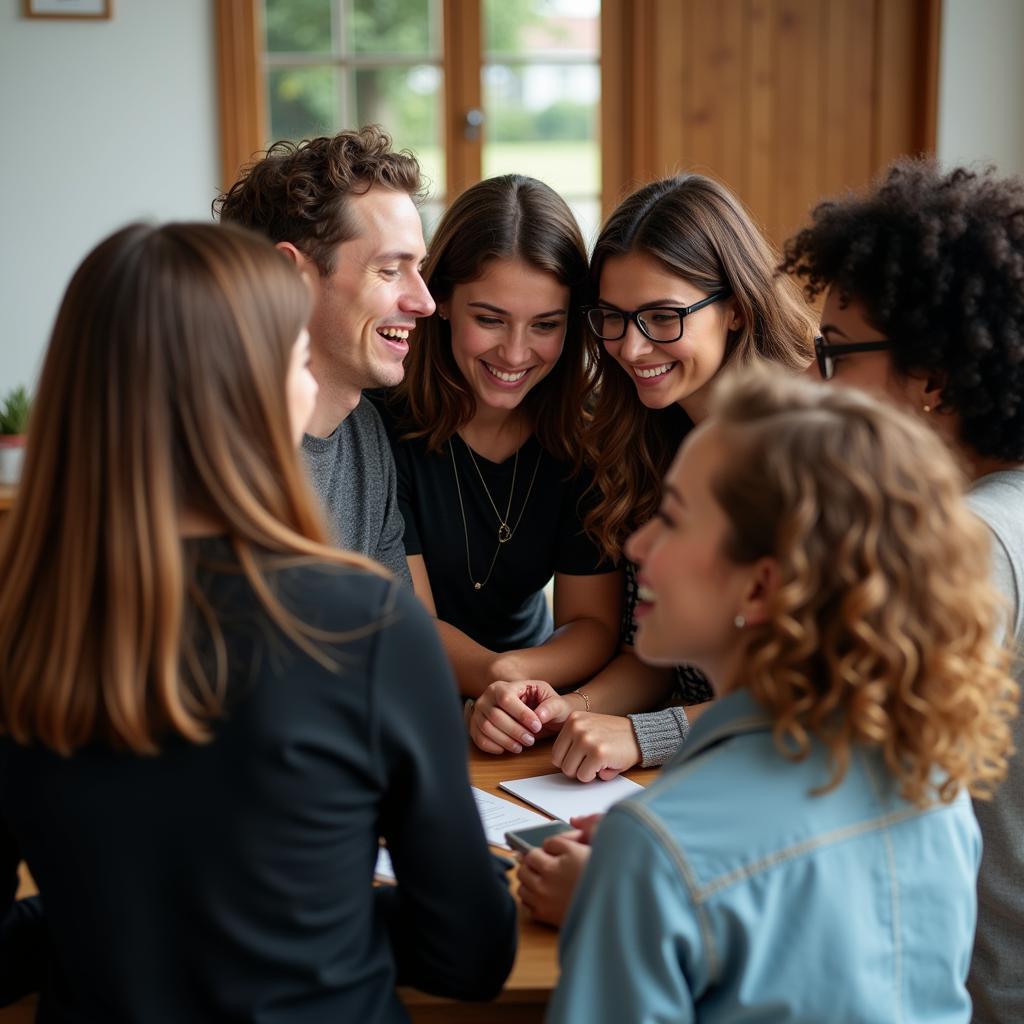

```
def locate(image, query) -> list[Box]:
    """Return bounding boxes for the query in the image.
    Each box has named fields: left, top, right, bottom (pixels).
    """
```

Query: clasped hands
left=468, top=678, right=641, bottom=783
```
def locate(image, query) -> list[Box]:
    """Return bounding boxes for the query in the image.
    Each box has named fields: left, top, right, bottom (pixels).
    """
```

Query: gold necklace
left=449, top=438, right=544, bottom=591
left=463, top=435, right=518, bottom=543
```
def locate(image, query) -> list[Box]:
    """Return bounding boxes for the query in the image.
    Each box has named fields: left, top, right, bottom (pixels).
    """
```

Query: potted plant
left=0, top=385, right=30, bottom=486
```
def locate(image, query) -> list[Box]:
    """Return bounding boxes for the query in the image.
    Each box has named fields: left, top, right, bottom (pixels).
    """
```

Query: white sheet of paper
left=498, top=772, right=643, bottom=822
left=374, top=847, right=396, bottom=883
left=374, top=790, right=549, bottom=881
left=472, top=786, right=551, bottom=849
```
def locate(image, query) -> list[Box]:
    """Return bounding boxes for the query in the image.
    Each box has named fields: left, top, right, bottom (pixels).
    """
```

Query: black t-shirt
left=0, top=539, right=516, bottom=1021
left=617, top=403, right=711, bottom=702
left=381, top=409, right=614, bottom=654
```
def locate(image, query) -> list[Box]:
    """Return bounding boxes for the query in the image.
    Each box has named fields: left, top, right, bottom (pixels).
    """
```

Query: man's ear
left=275, top=241, right=310, bottom=269
left=737, top=557, right=780, bottom=628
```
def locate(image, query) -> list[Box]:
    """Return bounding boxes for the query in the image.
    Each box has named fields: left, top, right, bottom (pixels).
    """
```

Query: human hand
left=550, top=712, right=641, bottom=782
left=517, top=833, right=591, bottom=926
left=567, top=813, right=604, bottom=844
left=469, top=680, right=571, bottom=755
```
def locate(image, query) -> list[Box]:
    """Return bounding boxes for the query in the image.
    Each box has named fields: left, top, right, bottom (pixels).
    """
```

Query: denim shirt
left=549, top=689, right=980, bottom=1024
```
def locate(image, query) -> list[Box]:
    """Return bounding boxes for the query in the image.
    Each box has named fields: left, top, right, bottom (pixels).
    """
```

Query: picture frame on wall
left=24, top=0, right=112, bottom=18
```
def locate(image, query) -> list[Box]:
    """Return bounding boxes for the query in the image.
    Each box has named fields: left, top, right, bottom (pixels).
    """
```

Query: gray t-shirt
left=966, top=469, right=1024, bottom=1024
left=301, top=395, right=411, bottom=585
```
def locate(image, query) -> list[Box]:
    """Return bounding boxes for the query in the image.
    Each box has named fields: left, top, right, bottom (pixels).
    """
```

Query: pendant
left=497, top=523, right=512, bottom=543
left=474, top=582, right=482, bottom=590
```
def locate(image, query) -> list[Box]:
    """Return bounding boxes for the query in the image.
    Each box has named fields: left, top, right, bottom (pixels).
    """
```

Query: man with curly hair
left=215, top=127, right=435, bottom=583
left=783, top=159, right=1024, bottom=1024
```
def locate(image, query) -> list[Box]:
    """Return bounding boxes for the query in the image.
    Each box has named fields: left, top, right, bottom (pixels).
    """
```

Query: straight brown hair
left=0, top=222, right=384, bottom=756
left=393, top=174, right=592, bottom=462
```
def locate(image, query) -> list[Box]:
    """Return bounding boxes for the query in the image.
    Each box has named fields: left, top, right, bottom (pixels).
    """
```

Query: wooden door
left=600, top=0, right=940, bottom=244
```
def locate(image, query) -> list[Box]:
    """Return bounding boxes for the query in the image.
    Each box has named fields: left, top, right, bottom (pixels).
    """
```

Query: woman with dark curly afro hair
left=782, top=159, right=1024, bottom=1024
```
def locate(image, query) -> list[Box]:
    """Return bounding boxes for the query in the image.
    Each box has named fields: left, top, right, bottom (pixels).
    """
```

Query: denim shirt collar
left=672, top=688, right=774, bottom=766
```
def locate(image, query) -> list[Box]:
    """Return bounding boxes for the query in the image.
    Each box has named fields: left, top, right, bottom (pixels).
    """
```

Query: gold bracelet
left=573, top=688, right=591, bottom=713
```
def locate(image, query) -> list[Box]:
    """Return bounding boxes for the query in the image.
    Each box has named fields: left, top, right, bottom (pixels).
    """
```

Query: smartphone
left=505, top=821, right=573, bottom=854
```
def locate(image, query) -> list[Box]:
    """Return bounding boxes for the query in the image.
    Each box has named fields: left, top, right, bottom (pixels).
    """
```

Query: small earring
left=922, top=403, right=932, bottom=414
left=734, top=615, right=746, bottom=629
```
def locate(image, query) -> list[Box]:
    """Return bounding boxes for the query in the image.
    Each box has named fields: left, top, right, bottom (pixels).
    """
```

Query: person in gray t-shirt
left=783, top=159, right=1024, bottom=1024
left=216, top=128, right=437, bottom=583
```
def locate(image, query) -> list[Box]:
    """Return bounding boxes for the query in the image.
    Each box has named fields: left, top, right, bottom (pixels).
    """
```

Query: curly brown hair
left=214, top=125, right=424, bottom=274
left=392, top=174, right=592, bottom=461
left=781, top=159, right=1024, bottom=462
left=584, top=174, right=816, bottom=561
left=709, top=367, right=1017, bottom=805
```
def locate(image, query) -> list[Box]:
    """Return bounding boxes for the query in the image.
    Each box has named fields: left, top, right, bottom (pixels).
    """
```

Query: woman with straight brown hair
left=0, top=222, right=515, bottom=1021
left=472, top=173, right=817, bottom=780
left=383, top=175, right=620, bottom=728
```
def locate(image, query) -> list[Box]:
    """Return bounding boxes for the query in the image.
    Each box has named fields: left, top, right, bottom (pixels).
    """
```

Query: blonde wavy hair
left=709, top=367, right=1017, bottom=805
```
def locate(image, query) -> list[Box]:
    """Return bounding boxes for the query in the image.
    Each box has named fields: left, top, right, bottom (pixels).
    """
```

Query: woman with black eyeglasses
left=783, top=159, right=1024, bottom=1024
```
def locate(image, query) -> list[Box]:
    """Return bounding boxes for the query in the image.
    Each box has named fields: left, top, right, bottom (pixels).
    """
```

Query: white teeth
left=378, top=328, right=410, bottom=340
left=634, top=363, right=677, bottom=379
left=637, top=585, right=657, bottom=603
left=485, top=363, right=528, bottom=383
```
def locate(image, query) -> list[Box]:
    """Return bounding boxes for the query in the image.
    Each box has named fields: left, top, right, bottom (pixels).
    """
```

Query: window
left=257, top=0, right=600, bottom=238
left=483, top=0, right=600, bottom=243
left=264, top=0, right=446, bottom=227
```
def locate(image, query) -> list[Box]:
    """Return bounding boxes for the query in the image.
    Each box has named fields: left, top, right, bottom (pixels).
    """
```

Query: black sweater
left=0, top=540, right=516, bottom=1022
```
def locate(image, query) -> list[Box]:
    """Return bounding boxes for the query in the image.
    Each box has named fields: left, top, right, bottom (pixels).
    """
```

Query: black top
left=381, top=409, right=614, bottom=653
left=0, top=539, right=516, bottom=1022
left=618, top=403, right=711, bottom=703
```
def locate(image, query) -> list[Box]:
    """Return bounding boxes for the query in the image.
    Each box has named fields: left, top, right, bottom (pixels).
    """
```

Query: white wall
left=0, top=0, right=219, bottom=394
left=937, top=0, right=1024, bottom=177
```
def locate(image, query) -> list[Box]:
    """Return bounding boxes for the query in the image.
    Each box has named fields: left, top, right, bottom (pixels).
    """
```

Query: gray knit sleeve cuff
left=627, top=707, right=690, bottom=768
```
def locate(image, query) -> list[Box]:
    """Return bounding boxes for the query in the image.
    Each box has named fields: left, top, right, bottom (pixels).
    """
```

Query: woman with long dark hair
left=0, top=222, right=515, bottom=1020
left=385, top=175, right=620, bottom=727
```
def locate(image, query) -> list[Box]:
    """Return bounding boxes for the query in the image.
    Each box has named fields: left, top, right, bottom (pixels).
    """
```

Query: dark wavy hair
left=214, top=125, right=424, bottom=274
left=584, top=174, right=817, bottom=560
left=393, top=174, right=592, bottom=462
left=781, top=159, right=1024, bottom=462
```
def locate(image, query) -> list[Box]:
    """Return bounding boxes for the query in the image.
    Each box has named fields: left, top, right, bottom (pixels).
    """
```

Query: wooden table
left=0, top=485, right=14, bottom=516
left=3, top=741, right=657, bottom=1024
left=401, top=746, right=657, bottom=1023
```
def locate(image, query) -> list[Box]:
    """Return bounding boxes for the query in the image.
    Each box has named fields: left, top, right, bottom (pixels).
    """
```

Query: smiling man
left=216, top=128, right=435, bottom=582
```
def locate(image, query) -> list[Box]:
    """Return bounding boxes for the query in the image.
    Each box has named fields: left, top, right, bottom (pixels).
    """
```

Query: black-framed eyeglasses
left=583, top=290, right=731, bottom=344
left=814, top=334, right=893, bottom=381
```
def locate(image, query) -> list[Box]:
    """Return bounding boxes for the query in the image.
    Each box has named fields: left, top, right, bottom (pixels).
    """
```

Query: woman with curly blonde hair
left=546, top=367, right=1016, bottom=1024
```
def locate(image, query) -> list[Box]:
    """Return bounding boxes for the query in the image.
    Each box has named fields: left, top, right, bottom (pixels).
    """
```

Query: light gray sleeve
left=987, top=531, right=1021, bottom=646
left=627, top=706, right=690, bottom=767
